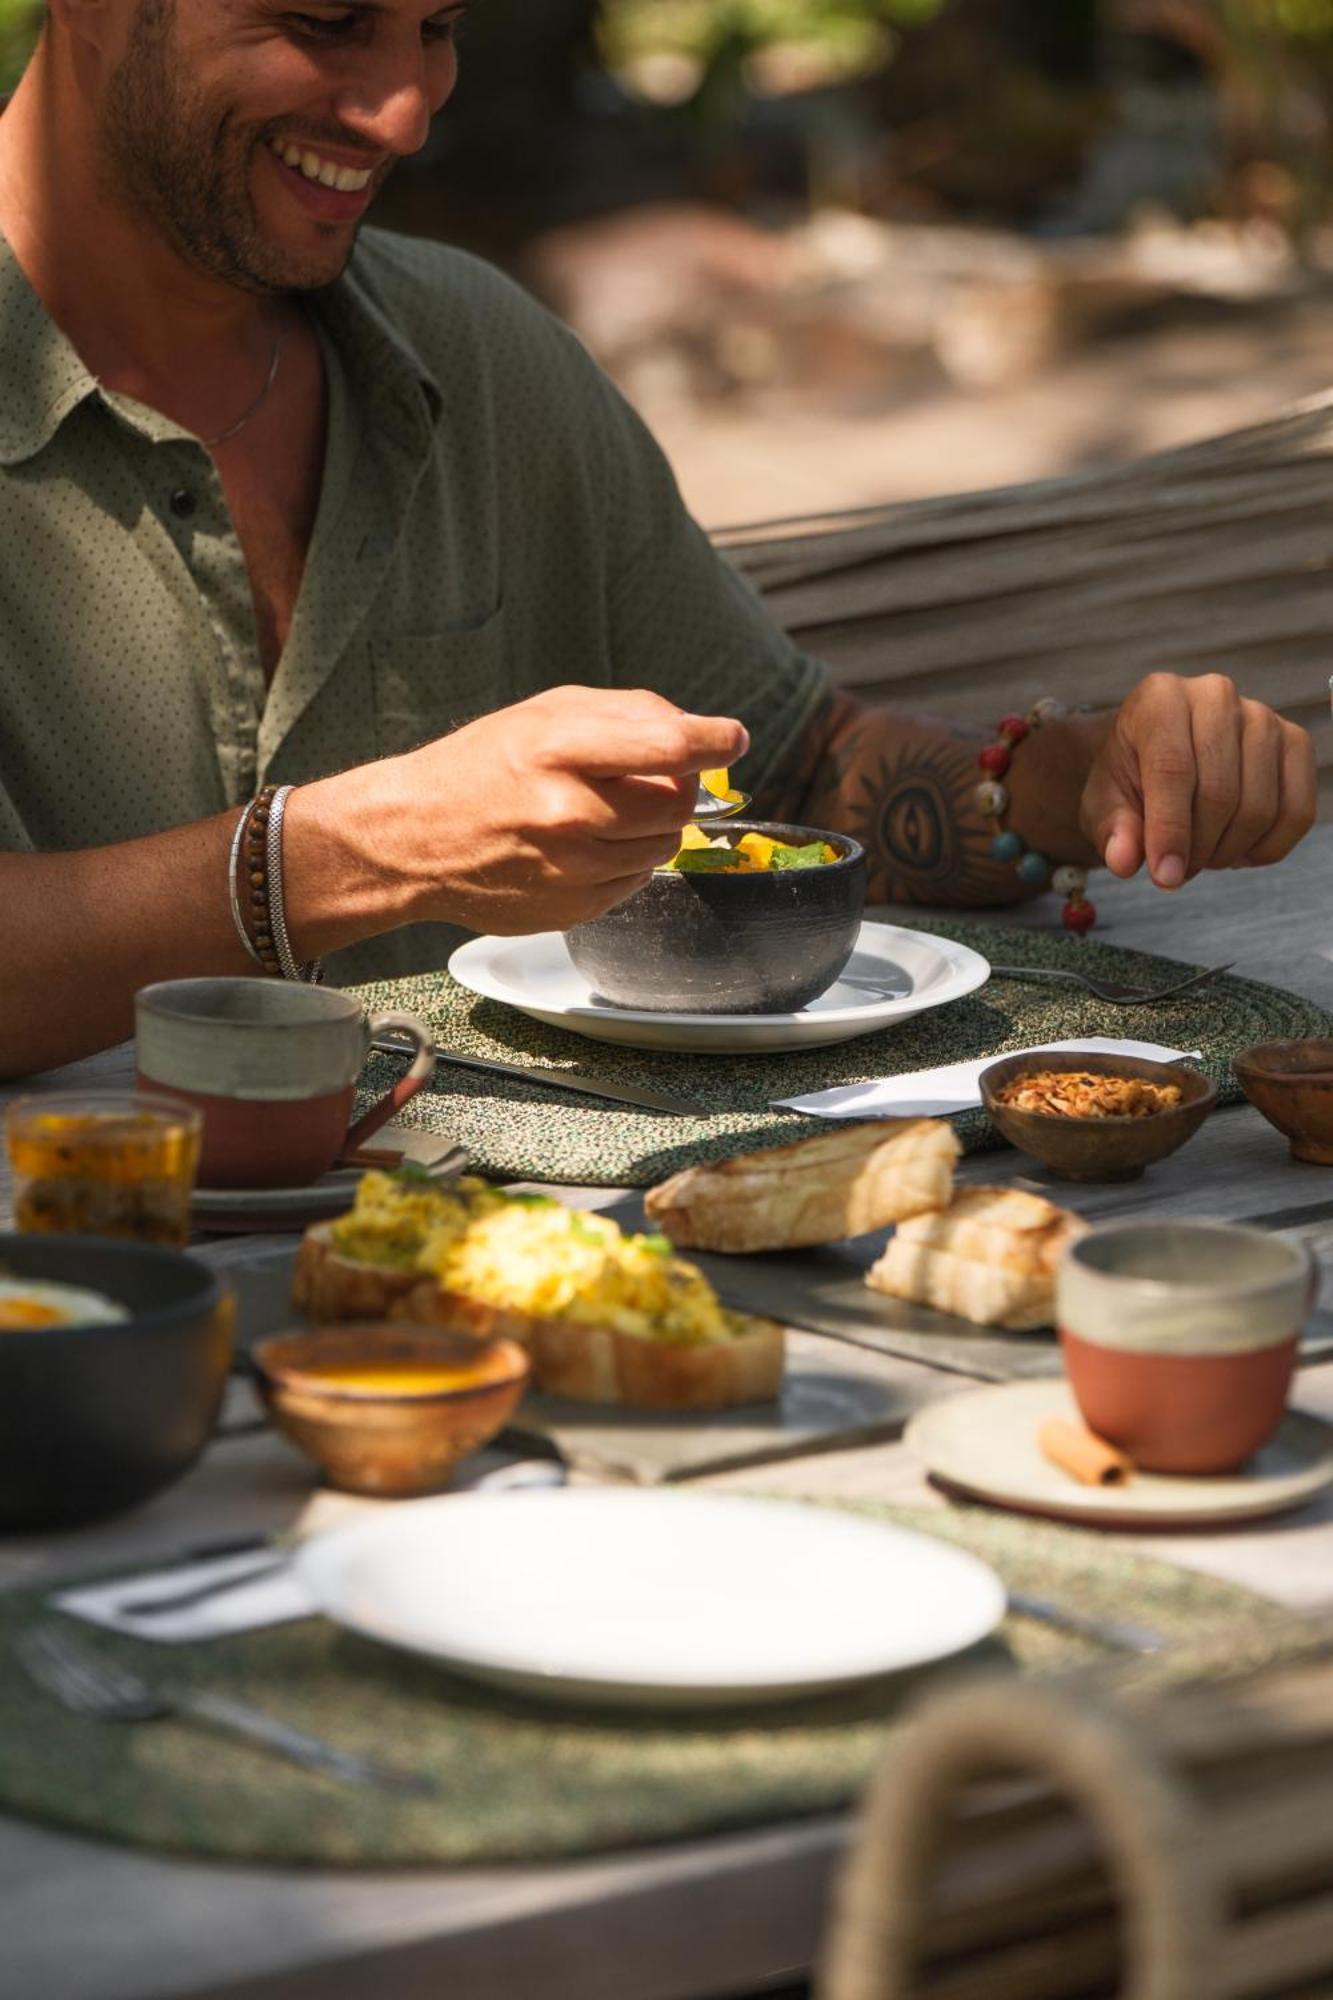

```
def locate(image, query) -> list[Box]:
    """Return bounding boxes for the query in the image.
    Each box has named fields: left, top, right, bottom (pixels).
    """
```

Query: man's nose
left=333, top=41, right=452, bottom=159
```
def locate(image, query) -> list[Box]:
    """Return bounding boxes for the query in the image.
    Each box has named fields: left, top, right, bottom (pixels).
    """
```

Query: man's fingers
left=586, top=828, right=685, bottom=878
left=1100, top=807, right=1145, bottom=879
left=1134, top=677, right=1196, bottom=889
left=586, top=772, right=698, bottom=840
left=532, top=689, right=750, bottom=781
left=1209, top=702, right=1281, bottom=871
left=1184, top=675, right=1242, bottom=879
left=1242, top=722, right=1318, bottom=868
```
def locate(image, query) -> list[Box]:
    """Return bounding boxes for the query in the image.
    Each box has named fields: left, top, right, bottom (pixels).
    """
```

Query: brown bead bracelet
left=239, top=784, right=283, bottom=976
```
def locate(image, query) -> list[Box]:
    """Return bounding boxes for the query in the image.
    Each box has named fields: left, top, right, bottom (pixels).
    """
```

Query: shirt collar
left=0, top=233, right=101, bottom=467
left=0, top=221, right=443, bottom=470
left=314, top=229, right=443, bottom=452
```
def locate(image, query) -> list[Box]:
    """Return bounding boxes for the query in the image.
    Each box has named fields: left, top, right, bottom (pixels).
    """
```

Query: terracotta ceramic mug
left=1057, top=1221, right=1315, bottom=1474
left=135, top=979, right=435, bottom=1191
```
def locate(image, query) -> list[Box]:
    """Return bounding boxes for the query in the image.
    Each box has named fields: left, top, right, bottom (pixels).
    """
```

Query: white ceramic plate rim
left=295, top=1489, right=1007, bottom=1703
left=449, top=922, right=991, bottom=1031
left=905, top=1381, right=1333, bottom=1528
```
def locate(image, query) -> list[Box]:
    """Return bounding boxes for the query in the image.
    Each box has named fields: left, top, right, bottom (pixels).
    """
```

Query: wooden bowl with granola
left=979, top=1052, right=1216, bottom=1183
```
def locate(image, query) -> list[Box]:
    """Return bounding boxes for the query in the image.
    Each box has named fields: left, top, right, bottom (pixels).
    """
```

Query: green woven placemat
left=1, top=1502, right=1327, bottom=1868
left=352, top=923, right=1333, bottom=1185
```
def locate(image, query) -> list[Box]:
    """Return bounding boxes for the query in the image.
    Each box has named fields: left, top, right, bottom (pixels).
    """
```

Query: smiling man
left=0, top=0, right=1317, bottom=1075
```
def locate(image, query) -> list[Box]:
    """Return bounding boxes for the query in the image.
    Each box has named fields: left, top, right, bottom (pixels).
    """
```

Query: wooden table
left=5, top=832, right=1333, bottom=2000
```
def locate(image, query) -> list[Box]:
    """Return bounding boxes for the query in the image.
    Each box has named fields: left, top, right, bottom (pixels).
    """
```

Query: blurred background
left=7, top=0, right=1333, bottom=527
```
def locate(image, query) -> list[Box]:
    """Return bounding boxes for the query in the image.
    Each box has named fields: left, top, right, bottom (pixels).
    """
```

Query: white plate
left=448, top=921, right=991, bottom=1054
left=295, top=1489, right=1006, bottom=1708
left=905, top=1381, right=1333, bottom=1529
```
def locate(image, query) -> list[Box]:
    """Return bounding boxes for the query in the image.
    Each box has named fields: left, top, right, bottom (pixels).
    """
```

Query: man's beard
left=99, top=0, right=379, bottom=293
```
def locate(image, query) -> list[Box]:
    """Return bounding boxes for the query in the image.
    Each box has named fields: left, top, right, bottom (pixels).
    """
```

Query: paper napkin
left=52, top=1458, right=568, bottom=1645
left=772, top=1038, right=1202, bottom=1120
left=53, top=1548, right=315, bottom=1646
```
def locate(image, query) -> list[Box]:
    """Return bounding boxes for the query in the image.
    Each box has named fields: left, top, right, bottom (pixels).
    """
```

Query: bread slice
left=291, top=1225, right=424, bottom=1322
left=398, top=1279, right=785, bottom=1410
left=292, top=1225, right=785, bottom=1410
left=866, top=1185, right=1086, bottom=1332
left=643, top=1119, right=960, bottom=1254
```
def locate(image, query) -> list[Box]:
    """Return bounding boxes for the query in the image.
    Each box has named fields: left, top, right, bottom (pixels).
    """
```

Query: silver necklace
left=202, top=328, right=284, bottom=449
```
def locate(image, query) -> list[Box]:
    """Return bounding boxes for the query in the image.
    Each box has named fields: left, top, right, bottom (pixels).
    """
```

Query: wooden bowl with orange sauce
left=253, top=1325, right=530, bottom=1496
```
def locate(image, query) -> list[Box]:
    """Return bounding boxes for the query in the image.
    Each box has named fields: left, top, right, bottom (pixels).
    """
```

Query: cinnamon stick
left=1037, top=1416, right=1134, bottom=1487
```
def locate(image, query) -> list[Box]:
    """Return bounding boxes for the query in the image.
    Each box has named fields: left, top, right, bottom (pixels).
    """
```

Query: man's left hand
left=1079, top=673, right=1317, bottom=889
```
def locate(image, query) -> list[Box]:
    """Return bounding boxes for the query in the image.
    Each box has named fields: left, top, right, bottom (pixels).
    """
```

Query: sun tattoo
left=764, top=690, right=1008, bottom=905
left=846, top=738, right=996, bottom=903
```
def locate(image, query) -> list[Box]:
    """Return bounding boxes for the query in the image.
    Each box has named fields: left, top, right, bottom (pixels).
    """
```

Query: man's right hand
left=355, top=685, right=750, bottom=935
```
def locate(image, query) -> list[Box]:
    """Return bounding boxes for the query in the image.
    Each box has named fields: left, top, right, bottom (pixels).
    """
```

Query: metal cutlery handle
left=1008, top=1589, right=1165, bottom=1656
left=121, top=1556, right=289, bottom=1618
left=373, top=1036, right=707, bottom=1117
left=182, top=1689, right=436, bottom=1795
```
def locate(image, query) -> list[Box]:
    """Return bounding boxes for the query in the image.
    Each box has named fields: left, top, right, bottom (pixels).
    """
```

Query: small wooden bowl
left=979, top=1053, right=1216, bottom=1183
left=253, top=1325, right=530, bottom=1496
left=1233, top=1040, right=1333, bottom=1165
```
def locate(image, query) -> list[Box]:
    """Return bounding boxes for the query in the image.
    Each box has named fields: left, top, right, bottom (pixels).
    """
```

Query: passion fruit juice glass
left=6, top=1092, right=202, bottom=1247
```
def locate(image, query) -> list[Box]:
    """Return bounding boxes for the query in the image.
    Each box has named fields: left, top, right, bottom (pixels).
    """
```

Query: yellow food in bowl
left=0, top=1279, right=128, bottom=1331
left=281, top=1361, right=504, bottom=1396
left=328, top=1172, right=750, bottom=1346
left=664, top=825, right=841, bottom=874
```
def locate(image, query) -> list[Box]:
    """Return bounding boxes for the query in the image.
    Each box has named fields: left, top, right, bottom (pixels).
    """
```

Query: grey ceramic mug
left=135, top=978, right=434, bottom=1190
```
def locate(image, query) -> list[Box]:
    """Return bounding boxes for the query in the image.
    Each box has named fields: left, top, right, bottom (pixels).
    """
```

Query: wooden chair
left=817, top=1667, right=1333, bottom=1999
left=725, top=393, right=1333, bottom=811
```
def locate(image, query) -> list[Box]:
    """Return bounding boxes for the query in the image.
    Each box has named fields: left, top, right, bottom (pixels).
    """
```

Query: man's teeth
left=271, top=140, right=373, bottom=193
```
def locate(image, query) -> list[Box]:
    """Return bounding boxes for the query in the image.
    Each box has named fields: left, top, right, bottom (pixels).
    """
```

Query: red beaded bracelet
left=974, top=700, right=1096, bottom=934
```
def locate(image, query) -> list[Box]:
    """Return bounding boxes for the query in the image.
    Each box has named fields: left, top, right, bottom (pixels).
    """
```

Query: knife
left=372, top=1036, right=708, bottom=1117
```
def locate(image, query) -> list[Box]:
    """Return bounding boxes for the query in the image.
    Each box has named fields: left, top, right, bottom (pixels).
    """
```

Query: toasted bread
left=398, top=1279, right=785, bottom=1409
left=643, top=1118, right=959, bottom=1254
left=866, top=1185, right=1086, bottom=1332
left=291, top=1224, right=424, bottom=1322
left=293, top=1224, right=785, bottom=1410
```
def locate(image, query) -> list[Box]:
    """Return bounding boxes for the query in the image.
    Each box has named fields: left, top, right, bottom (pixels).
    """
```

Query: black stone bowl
left=0, top=1233, right=233, bottom=1531
left=565, top=821, right=867, bottom=1014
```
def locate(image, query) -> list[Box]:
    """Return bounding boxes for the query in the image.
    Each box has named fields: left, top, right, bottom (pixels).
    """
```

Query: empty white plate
left=295, top=1488, right=1006, bottom=1708
left=448, top=921, right=991, bottom=1054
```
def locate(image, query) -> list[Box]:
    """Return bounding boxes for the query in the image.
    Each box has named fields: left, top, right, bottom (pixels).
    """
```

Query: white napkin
left=51, top=1458, right=568, bottom=1646
left=53, top=1549, right=315, bottom=1647
left=773, top=1039, right=1202, bottom=1120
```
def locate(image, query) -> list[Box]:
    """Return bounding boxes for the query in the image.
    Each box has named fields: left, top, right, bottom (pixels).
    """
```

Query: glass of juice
left=6, top=1092, right=203, bottom=1247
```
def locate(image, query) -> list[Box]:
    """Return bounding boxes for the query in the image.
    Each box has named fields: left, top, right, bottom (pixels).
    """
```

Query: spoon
left=691, top=780, right=752, bottom=822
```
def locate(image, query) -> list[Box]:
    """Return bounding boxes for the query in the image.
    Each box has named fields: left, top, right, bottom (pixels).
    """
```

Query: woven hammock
left=722, top=391, right=1333, bottom=810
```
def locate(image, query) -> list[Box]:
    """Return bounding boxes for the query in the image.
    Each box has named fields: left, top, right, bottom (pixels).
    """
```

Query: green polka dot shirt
left=0, top=228, right=828, bottom=984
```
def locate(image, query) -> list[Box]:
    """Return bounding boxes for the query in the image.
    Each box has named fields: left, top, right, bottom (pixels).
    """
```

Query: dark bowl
left=565, top=821, right=867, bottom=1014
left=1233, top=1040, right=1333, bottom=1165
left=0, top=1233, right=232, bottom=1531
left=979, top=1053, right=1217, bottom=1183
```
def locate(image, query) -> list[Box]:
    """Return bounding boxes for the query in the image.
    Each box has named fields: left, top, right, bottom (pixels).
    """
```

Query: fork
left=988, top=962, right=1234, bottom=1007
left=14, top=1623, right=435, bottom=1797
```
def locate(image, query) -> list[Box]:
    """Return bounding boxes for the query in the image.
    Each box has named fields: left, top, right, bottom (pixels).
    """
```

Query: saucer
left=191, top=1146, right=469, bottom=1234
left=448, top=921, right=991, bottom=1055
left=904, top=1379, right=1333, bottom=1529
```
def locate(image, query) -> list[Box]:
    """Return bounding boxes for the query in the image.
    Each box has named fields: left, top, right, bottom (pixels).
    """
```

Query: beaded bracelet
left=227, top=784, right=324, bottom=982
left=974, top=699, right=1096, bottom=934
left=241, top=784, right=283, bottom=974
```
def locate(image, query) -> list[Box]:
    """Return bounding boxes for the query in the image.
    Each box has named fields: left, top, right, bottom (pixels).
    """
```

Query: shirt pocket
left=372, top=603, right=508, bottom=756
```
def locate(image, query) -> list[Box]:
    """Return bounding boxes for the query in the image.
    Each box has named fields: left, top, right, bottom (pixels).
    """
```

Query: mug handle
left=342, top=1010, right=436, bottom=1156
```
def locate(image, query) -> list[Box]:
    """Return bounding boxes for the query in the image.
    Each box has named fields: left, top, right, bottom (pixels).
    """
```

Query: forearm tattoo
left=763, top=690, right=1024, bottom=906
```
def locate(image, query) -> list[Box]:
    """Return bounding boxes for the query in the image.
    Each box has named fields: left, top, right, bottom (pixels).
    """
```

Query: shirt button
left=169, top=487, right=197, bottom=519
